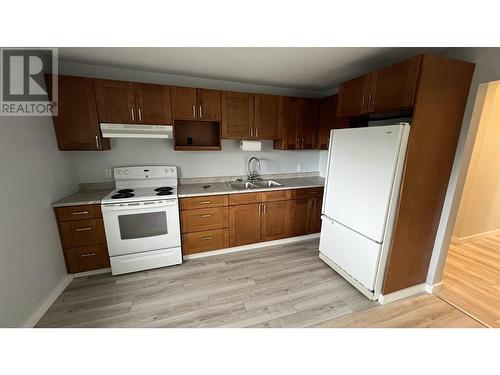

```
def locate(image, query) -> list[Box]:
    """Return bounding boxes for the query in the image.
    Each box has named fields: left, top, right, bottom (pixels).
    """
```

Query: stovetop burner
left=156, top=191, right=173, bottom=196
left=154, top=186, right=174, bottom=192
left=117, top=188, right=134, bottom=194
left=111, top=192, right=135, bottom=199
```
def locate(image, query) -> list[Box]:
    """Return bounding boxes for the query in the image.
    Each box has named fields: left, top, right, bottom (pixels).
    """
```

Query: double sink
left=229, top=179, right=284, bottom=190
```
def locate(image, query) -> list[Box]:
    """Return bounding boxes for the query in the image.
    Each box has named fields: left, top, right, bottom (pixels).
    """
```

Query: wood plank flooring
left=438, top=234, right=500, bottom=327
left=317, top=294, right=483, bottom=328
left=37, top=239, right=377, bottom=328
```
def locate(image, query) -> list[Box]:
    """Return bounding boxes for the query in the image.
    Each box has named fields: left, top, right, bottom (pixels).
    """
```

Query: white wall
left=428, top=48, right=500, bottom=285
left=74, top=139, right=319, bottom=182
left=0, top=116, right=79, bottom=327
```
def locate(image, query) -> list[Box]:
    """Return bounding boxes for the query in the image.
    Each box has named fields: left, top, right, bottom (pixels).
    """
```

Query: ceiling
left=59, top=47, right=443, bottom=94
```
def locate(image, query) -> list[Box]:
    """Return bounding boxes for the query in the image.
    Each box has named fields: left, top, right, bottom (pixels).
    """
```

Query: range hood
left=100, top=123, right=173, bottom=139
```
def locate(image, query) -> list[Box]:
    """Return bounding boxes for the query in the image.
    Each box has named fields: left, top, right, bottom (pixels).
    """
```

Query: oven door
left=101, top=199, right=181, bottom=257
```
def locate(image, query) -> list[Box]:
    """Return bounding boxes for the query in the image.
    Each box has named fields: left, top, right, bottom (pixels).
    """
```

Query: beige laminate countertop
left=51, top=189, right=112, bottom=208
left=177, top=176, right=325, bottom=198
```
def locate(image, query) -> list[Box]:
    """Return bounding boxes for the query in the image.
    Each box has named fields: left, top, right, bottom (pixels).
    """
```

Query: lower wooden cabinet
left=54, top=204, right=110, bottom=274
left=290, top=198, right=310, bottom=236
left=182, top=228, right=229, bottom=255
left=261, top=200, right=291, bottom=241
left=229, top=203, right=262, bottom=247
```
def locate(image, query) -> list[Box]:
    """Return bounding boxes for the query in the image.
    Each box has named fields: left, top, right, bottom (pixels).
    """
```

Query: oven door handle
left=101, top=199, right=177, bottom=212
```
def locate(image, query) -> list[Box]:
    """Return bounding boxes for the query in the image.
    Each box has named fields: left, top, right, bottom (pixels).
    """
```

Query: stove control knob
left=117, top=170, right=123, bottom=175
left=124, top=170, right=129, bottom=175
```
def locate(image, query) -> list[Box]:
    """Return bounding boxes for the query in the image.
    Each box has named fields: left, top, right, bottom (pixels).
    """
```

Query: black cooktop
left=111, top=192, right=135, bottom=199
left=117, top=189, right=134, bottom=194
left=156, top=191, right=173, bottom=196
left=154, top=186, right=174, bottom=192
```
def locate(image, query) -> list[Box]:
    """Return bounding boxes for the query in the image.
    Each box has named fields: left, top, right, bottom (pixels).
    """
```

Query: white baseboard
left=425, top=282, right=443, bottom=294
left=378, top=283, right=428, bottom=305
left=73, top=267, right=111, bottom=278
left=183, top=233, right=320, bottom=260
left=451, top=228, right=500, bottom=245
left=22, top=273, right=74, bottom=328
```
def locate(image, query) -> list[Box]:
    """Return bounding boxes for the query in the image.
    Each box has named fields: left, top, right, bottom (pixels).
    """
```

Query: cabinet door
left=290, top=198, right=310, bottom=236
left=94, top=79, right=136, bottom=123
left=298, top=98, right=319, bottom=149
left=337, top=75, right=369, bottom=117
left=51, top=75, right=109, bottom=151
left=261, top=201, right=290, bottom=241
left=229, top=203, right=261, bottom=247
left=275, top=96, right=300, bottom=150
left=306, top=196, right=323, bottom=234
left=171, top=86, right=197, bottom=120
left=317, top=94, right=349, bottom=150
left=134, top=83, right=172, bottom=125
left=221, top=91, right=254, bottom=139
left=372, top=55, right=422, bottom=113
left=197, top=88, right=221, bottom=121
left=254, top=94, right=282, bottom=140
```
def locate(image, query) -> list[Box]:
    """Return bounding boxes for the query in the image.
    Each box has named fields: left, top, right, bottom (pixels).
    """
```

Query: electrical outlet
left=105, top=169, right=112, bottom=178
left=296, top=163, right=302, bottom=172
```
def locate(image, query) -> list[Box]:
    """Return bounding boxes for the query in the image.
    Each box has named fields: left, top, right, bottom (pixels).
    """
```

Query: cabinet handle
left=258, top=205, right=261, bottom=215
left=72, top=211, right=89, bottom=216
left=80, top=252, right=96, bottom=258
left=138, top=108, right=142, bottom=122
left=199, top=105, right=202, bottom=118
left=199, top=201, right=212, bottom=205
left=255, top=127, right=258, bottom=138
left=362, top=95, right=365, bottom=111
left=131, top=108, right=135, bottom=121
left=263, top=204, right=266, bottom=215
left=75, top=227, right=92, bottom=232
left=192, top=105, right=196, bottom=118
left=368, top=94, right=372, bottom=110
left=95, top=135, right=100, bottom=149
left=201, top=236, right=213, bottom=241
left=200, top=214, right=212, bottom=218
left=250, top=127, right=253, bottom=138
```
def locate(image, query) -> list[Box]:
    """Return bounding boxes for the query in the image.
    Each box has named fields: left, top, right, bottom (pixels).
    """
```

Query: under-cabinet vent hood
left=100, top=123, right=173, bottom=139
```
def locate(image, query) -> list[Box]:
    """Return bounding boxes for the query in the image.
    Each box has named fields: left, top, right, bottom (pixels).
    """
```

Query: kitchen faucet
left=247, top=157, right=261, bottom=181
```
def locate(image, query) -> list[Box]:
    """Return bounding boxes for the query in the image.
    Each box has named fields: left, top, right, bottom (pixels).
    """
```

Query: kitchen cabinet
left=290, top=188, right=324, bottom=236
left=336, top=74, right=374, bottom=117
left=317, top=94, right=349, bottom=150
left=171, top=86, right=221, bottom=121
left=254, top=94, right=282, bottom=140
left=221, top=91, right=254, bottom=139
left=95, top=79, right=172, bottom=124
left=50, top=75, right=110, bottom=151
left=54, top=204, right=110, bottom=274
left=261, top=200, right=291, bottom=241
left=274, top=97, right=319, bottom=150
left=229, top=203, right=262, bottom=247
left=290, top=198, right=310, bottom=236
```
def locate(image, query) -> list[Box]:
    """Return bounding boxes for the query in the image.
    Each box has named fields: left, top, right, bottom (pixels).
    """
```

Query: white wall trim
left=183, top=233, right=320, bottom=260
left=22, top=273, right=74, bottom=328
left=451, top=228, right=500, bottom=245
left=378, top=283, right=427, bottom=305
left=73, top=267, right=111, bottom=278
left=425, top=282, right=444, bottom=294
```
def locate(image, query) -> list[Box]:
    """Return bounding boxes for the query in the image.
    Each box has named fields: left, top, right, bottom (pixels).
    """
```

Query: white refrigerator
left=319, top=123, right=410, bottom=300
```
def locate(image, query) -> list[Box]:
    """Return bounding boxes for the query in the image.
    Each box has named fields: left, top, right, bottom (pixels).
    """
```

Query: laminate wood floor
left=438, top=235, right=500, bottom=328
left=37, top=239, right=378, bottom=328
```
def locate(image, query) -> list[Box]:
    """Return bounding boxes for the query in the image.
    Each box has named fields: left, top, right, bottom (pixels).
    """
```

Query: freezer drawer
left=319, top=217, right=382, bottom=291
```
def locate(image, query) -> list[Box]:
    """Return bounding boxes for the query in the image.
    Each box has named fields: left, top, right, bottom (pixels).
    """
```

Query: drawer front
left=60, top=218, right=105, bottom=248
left=261, top=190, right=291, bottom=202
left=179, top=195, right=228, bottom=210
left=229, top=192, right=262, bottom=205
left=291, top=187, right=324, bottom=199
left=66, top=245, right=108, bottom=273
left=182, top=228, right=229, bottom=255
left=55, top=204, right=101, bottom=222
left=180, top=207, right=229, bottom=233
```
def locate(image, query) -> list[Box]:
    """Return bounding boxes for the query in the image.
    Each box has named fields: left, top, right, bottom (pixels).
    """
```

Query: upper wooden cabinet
left=274, top=97, right=319, bottom=150
left=94, top=79, right=172, bottom=125
left=50, top=75, right=110, bottom=151
left=221, top=91, right=254, bottom=139
left=317, top=94, right=349, bottom=150
left=254, top=94, right=282, bottom=140
left=171, top=86, right=221, bottom=121
left=337, top=56, right=422, bottom=118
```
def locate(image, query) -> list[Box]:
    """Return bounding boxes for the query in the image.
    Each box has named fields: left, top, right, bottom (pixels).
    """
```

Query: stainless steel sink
left=229, top=181, right=259, bottom=189
left=252, top=180, right=284, bottom=188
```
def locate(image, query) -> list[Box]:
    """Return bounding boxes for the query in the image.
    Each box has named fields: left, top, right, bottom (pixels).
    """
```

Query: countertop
left=177, top=176, right=325, bottom=198
left=51, top=189, right=112, bottom=208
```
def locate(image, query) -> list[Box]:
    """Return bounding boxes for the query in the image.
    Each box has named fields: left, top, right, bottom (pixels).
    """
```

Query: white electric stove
left=101, top=166, right=182, bottom=275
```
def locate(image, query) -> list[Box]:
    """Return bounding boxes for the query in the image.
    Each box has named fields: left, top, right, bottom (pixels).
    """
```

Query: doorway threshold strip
left=437, top=295, right=490, bottom=328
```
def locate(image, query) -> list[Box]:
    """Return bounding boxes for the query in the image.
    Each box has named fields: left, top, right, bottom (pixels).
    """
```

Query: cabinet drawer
left=60, top=218, right=105, bottom=248
left=229, top=192, right=262, bottom=205
left=261, top=190, right=291, bottom=202
left=179, top=195, right=228, bottom=210
left=180, top=207, right=228, bottom=234
left=55, top=204, right=101, bottom=222
left=182, top=229, right=229, bottom=255
left=291, top=187, right=324, bottom=199
left=66, top=245, right=108, bottom=273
